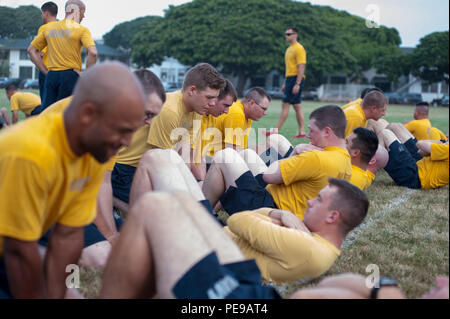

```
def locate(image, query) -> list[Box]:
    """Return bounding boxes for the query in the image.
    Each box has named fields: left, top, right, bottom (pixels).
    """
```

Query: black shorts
left=384, top=141, right=422, bottom=189
left=404, top=138, right=422, bottom=162
left=173, top=252, right=281, bottom=299
left=111, top=163, right=137, bottom=204
left=283, top=76, right=305, bottom=105
left=220, top=171, right=277, bottom=215
left=0, top=258, right=11, bottom=299
left=259, top=146, right=294, bottom=167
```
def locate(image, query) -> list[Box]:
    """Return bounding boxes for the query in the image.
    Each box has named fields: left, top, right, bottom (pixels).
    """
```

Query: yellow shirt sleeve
left=280, top=151, right=322, bottom=186
left=295, top=44, right=307, bottom=65
left=31, top=30, right=47, bottom=52
left=429, top=127, right=447, bottom=141
left=344, top=110, right=367, bottom=139
left=431, top=143, right=449, bottom=161
left=147, top=107, right=180, bottom=149
left=0, top=157, right=49, bottom=243
left=81, top=27, right=95, bottom=49
left=9, top=94, right=20, bottom=111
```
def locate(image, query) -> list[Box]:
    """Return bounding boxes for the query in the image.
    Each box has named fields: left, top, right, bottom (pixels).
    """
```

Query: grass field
left=1, top=91, right=448, bottom=299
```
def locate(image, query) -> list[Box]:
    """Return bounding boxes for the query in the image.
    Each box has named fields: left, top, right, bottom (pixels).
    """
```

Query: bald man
left=28, top=0, right=97, bottom=112
left=0, top=62, right=146, bottom=299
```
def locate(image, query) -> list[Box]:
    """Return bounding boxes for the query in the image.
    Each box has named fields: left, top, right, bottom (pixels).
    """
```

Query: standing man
left=28, top=0, right=97, bottom=113
left=266, top=27, right=307, bottom=138
left=36, top=2, right=58, bottom=101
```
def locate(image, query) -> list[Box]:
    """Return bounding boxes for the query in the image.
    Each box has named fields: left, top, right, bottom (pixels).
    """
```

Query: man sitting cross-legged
left=202, top=105, right=352, bottom=220
left=371, top=121, right=449, bottom=189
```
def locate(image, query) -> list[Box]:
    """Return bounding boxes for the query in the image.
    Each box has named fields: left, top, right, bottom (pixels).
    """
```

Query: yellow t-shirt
left=213, top=100, right=252, bottom=152
left=148, top=91, right=203, bottom=163
left=224, top=208, right=340, bottom=284
left=285, top=42, right=307, bottom=77
left=0, top=112, right=106, bottom=257
left=37, top=21, right=57, bottom=68
left=429, top=127, right=447, bottom=141
left=342, top=98, right=362, bottom=111
left=349, top=165, right=373, bottom=190
left=344, top=104, right=368, bottom=139
left=10, top=92, right=41, bottom=115
left=201, top=114, right=220, bottom=158
left=367, top=170, right=376, bottom=185
left=41, top=96, right=117, bottom=171
left=31, top=19, right=95, bottom=71
left=266, top=147, right=352, bottom=220
left=404, top=119, right=432, bottom=141
left=417, top=143, right=449, bottom=189
left=116, top=125, right=152, bottom=167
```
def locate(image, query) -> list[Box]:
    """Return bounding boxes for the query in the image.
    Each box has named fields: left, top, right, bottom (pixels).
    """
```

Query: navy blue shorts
left=42, top=69, right=79, bottom=111
left=30, top=105, right=42, bottom=116
left=384, top=141, right=422, bottom=189
left=220, top=171, right=277, bottom=215
left=173, top=252, right=281, bottom=299
left=404, top=138, right=422, bottom=162
left=283, top=76, right=305, bottom=105
left=111, top=163, right=137, bottom=204
left=38, top=214, right=123, bottom=248
left=200, top=199, right=225, bottom=227
left=260, top=146, right=294, bottom=167
left=0, top=258, right=11, bottom=299
left=38, top=71, right=46, bottom=102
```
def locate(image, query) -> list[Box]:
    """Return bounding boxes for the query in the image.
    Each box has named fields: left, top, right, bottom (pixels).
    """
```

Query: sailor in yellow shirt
left=28, top=0, right=98, bottom=111
left=202, top=105, right=352, bottom=220
left=344, top=90, right=388, bottom=138
left=404, top=102, right=447, bottom=142
left=210, top=88, right=270, bottom=155
left=342, top=87, right=383, bottom=111
left=376, top=122, right=449, bottom=189
left=346, top=127, right=380, bottom=190
left=0, top=62, right=147, bottom=299
left=200, top=79, right=237, bottom=168
left=5, top=85, right=41, bottom=123
left=36, top=2, right=58, bottom=101
left=224, top=179, right=369, bottom=283
left=268, top=27, right=307, bottom=138
left=148, top=63, right=225, bottom=181
left=429, top=127, right=447, bottom=142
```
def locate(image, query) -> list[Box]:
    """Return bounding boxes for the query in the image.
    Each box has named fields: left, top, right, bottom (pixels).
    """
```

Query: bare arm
left=3, top=238, right=46, bottom=298
left=263, top=160, right=283, bottom=184
left=416, top=140, right=435, bottom=157
left=27, top=45, right=48, bottom=75
left=12, top=110, right=19, bottom=124
left=85, top=46, right=98, bottom=70
left=44, top=224, right=84, bottom=299
left=292, top=64, right=306, bottom=95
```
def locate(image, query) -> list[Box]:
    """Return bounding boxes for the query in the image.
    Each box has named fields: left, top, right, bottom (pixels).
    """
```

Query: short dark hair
left=134, top=69, right=166, bottom=104
left=350, top=127, right=379, bottom=164
left=362, top=91, right=387, bottom=109
left=310, top=105, right=347, bottom=139
left=244, top=87, right=271, bottom=104
left=287, top=27, right=299, bottom=34
left=328, top=178, right=369, bottom=236
left=5, top=84, right=17, bottom=93
left=183, top=63, right=226, bottom=92
left=41, top=2, right=58, bottom=16
left=360, top=87, right=383, bottom=99
left=218, top=79, right=238, bottom=102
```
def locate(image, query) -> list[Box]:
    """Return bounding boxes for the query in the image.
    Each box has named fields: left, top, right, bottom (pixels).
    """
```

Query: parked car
left=303, top=89, right=318, bottom=101
left=431, top=95, right=449, bottom=107
left=264, top=87, right=284, bottom=99
left=23, top=79, right=39, bottom=89
left=163, top=82, right=181, bottom=93
left=0, top=77, right=9, bottom=88
left=384, top=92, right=402, bottom=104
left=0, top=78, right=21, bottom=89
left=400, top=92, right=423, bottom=105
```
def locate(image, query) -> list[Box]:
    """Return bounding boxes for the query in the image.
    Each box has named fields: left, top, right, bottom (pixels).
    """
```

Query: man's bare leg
left=266, top=133, right=293, bottom=157
left=202, top=149, right=253, bottom=208
left=293, top=104, right=305, bottom=135
left=1, top=107, right=11, bottom=126
left=239, top=149, right=268, bottom=177
left=379, top=129, right=399, bottom=150
left=275, top=102, right=291, bottom=130
left=113, top=197, right=129, bottom=216
left=386, top=123, right=415, bottom=144
left=100, top=192, right=244, bottom=299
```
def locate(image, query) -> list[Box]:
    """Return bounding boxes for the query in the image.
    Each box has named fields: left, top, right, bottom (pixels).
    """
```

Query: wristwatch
left=370, top=277, right=398, bottom=299
left=295, top=81, right=301, bottom=85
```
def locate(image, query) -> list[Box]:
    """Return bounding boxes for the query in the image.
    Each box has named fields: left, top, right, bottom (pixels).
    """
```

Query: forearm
left=416, top=141, right=433, bottom=156
left=297, top=64, right=306, bottom=83
left=85, top=51, right=98, bottom=69
left=28, top=47, right=48, bottom=74
left=94, top=171, right=119, bottom=242
left=44, top=227, right=84, bottom=298
left=4, top=242, right=45, bottom=298
left=12, top=111, right=19, bottom=124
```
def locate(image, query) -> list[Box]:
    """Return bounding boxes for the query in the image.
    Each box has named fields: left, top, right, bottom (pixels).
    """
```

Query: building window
left=430, top=82, right=438, bottom=93
left=20, top=50, right=29, bottom=60
left=19, top=66, right=33, bottom=79
left=330, top=76, right=346, bottom=84
left=442, top=81, right=449, bottom=94
left=421, top=83, right=430, bottom=93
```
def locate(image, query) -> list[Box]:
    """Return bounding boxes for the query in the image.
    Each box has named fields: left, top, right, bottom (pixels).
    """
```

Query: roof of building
left=0, top=38, right=128, bottom=58
left=400, top=47, right=415, bottom=55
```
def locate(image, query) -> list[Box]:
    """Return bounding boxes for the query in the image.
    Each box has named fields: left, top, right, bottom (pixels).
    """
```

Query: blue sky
left=1, top=0, right=448, bottom=47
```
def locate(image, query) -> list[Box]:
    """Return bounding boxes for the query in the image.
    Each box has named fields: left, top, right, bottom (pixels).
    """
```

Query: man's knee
left=140, top=149, right=182, bottom=168
left=212, top=148, right=241, bottom=165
